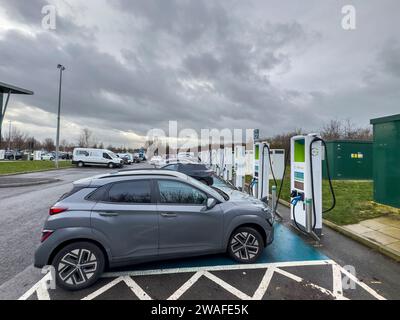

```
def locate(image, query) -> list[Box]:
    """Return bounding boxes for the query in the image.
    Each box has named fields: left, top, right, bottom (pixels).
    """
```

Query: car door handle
left=99, top=211, right=119, bottom=217
left=161, top=212, right=177, bottom=218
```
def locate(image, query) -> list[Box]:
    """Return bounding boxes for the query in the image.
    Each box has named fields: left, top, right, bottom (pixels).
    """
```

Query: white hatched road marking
left=168, top=271, right=204, bottom=300
left=251, top=267, right=275, bottom=300
left=19, top=259, right=386, bottom=300
left=203, top=271, right=252, bottom=300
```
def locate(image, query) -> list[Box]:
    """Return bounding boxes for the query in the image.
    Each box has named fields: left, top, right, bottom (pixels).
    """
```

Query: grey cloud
left=0, top=0, right=48, bottom=25
left=1, top=0, right=400, bottom=146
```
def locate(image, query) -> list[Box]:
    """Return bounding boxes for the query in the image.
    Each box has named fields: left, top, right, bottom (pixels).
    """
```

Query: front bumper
left=265, top=225, right=274, bottom=246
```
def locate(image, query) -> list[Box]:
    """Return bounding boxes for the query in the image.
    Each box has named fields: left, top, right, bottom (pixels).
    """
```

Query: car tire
left=108, top=162, right=114, bottom=168
left=227, top=227, right=264, bottom=263
left=77, top=161, right=84, bottom=167
left=52, top=242, right=105, bottom=291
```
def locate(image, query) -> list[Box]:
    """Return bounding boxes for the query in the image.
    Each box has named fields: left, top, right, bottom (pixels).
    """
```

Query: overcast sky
left=0, top=0, right=399, bottom=148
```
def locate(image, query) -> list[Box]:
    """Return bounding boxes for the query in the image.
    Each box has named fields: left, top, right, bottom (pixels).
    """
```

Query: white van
left=72, top=148, right=123, bottom=168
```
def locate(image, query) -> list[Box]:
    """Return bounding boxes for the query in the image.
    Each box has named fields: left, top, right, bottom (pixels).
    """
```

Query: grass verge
left=249, top=166, right=400, bottom=226
left=0, top=160, right=73, bottom=175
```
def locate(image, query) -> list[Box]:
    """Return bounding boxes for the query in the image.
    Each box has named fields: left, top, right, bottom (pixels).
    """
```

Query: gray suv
left=34, top=170, right=274, bottom=290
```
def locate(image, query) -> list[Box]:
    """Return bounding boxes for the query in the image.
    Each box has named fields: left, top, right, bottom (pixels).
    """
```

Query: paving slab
left=379, top=227, right=400, bottom=240
left=343, top=224, right=372, bottom=235
left=374, top=217, right=400, bottom=229
left=386, top=241, right=400, bottom=253
left=360, top=219, right=388, bottom=231
left=362, top=231, right=398, bottom=246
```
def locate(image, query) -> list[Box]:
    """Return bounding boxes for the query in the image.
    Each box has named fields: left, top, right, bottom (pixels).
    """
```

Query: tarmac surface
left=0, top=164, right=399, bottom=300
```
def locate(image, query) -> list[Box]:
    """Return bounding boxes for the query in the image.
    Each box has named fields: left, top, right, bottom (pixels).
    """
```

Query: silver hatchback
left=34, top=170, right=274, bottom=290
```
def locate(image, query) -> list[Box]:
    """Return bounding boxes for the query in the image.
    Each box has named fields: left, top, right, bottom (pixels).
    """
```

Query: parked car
left=117, top=153, right=132, bottom=165
left=133, top=153, right=141, bottom=163
left=72, top=148, right=123, bottom=168
left=34, top=169, right=274, bottom=290
left=149, top=155, right=164, bottom=167
left=5, top=150, right=23, bottom=160
left=162, top=162, right=214, bottom=185
left=41, top=153, right=55, bottom=161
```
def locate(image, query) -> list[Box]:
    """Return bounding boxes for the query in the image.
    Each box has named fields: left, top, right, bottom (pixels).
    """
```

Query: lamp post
left=55, top=64, right=65, bottom=169
left=8, top=120, right=11, bottom=150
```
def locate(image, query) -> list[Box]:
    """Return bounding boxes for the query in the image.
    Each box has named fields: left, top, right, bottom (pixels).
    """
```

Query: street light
left=8, top=120, right=11, bottom=151
left=55, top=64, right=65, bottom=169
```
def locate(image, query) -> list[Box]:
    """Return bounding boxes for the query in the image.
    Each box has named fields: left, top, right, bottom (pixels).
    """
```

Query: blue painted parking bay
left=123, top=223, right=328, bottom=271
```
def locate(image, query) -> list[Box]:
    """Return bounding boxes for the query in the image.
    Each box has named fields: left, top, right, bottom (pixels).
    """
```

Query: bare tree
left=10, top=128, right=28, bottom=150
left=320, top=119, right=342, bottom=140
left=320, top=119, right=372, bottom=141
left=43, top=138, right=55, bottom=151
left=269, top=129, right=303, bottom=156
left=78, top=128, right=92, bottom=147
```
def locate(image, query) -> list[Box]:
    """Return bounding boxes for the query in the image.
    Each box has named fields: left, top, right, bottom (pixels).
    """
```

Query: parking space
left=18, top=223, right=385, bottom=300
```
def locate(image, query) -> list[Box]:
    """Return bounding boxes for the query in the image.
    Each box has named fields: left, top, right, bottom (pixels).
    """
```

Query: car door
left=91, top=179, right=159, bottom=260
left=156, top=179, right=223, bottom=256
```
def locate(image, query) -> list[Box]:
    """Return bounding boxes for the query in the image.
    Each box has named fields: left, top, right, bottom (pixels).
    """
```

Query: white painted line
left=332, top=263, right=344, bottom=297
left=168, top=271, right=204, bottom=300
left=81, top=277, right=123, bottom=300
left=19, top=259, right=386, bottom=301
left=122, top=276, right=152, bottom=300
left=275, top=267, right=343, bottom=300
left=204, top=271, right=252, bottom=300
left=18, top=273, right=51, bottom=300
left=274, top=268, right=302, bottom=282
left=337, top=263, right=386, bottom=300
left=252, top=267, right=275, bottom=300
left=36, top=282, right=50, bottom=300
left=102, top=259, right=335, bottom=278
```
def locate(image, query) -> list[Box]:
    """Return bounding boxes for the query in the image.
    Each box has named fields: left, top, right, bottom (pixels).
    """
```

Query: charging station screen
left=294, top=139, right=305, bottom=162
left=294, top=139, right=305, bottom=190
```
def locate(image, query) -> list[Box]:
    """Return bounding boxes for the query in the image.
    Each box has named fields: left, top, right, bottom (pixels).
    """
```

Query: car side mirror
left=206, top=198, right=217, bottom=210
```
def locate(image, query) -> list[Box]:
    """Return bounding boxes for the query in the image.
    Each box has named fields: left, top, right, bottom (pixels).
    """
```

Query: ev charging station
left=234, top=145, right=246, bottom=190
left=290, top=134, right=323, bottom=239
left=217, top=148, right=224, bottom=177
left=211, top=149, right=217, bottom=173
left=252, top=140, right=270, bottom=201
left=223, top=147, right=233, bottom=181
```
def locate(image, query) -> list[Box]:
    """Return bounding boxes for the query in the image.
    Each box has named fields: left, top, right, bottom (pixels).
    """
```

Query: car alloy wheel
left=58, top=249, right=97, bottom=286
left=53, top=242, right=104, bottom=290
left=228, top=227, right=263, bottom=263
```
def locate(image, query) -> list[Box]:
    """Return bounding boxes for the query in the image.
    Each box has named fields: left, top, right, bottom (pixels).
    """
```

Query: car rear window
left=86, top=185, right=110, bottom=202
left=59, top=185, right=87, bottom=201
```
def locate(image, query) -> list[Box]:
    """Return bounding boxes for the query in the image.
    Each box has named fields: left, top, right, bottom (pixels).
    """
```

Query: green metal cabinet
left=370, top=114, right=400, bottom=208
left=323, top=140, right=373, bottom=180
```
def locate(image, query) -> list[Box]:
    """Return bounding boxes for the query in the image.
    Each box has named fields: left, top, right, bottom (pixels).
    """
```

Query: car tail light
left=41, top=230, right=54, bottom=242
left=49, top=206, right=68, bottom=215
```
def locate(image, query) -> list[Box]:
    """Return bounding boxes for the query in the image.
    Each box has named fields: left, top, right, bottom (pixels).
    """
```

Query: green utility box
left=322, top=140, right=373, bottom=180
left=370, top=114, right=400, bottom=208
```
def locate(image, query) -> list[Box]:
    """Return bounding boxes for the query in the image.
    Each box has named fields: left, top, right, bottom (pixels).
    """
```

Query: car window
left=158, top=180, right=207, bottom=205
left=212, top=174, right=235, bottom=190
left=103, top=153, right=112, bottom=160
left=164, top=164, right=179, bottom=171
left=77, top=150, right=89, bottom=156
left=86, top=185, right=110, bottom=201
left=108, top=180, right=152, bottom=203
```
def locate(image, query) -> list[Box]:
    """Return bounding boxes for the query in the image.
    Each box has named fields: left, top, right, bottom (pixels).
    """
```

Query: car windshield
left=185, top=175, right=227, bottom=202
left=211, top=174, right=235, bottom=190
left=109, top=152, right=118, bottom=159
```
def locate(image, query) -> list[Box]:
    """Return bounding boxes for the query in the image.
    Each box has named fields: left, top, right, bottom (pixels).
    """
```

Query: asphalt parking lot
left=0, top=164, right=399, bottom=300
